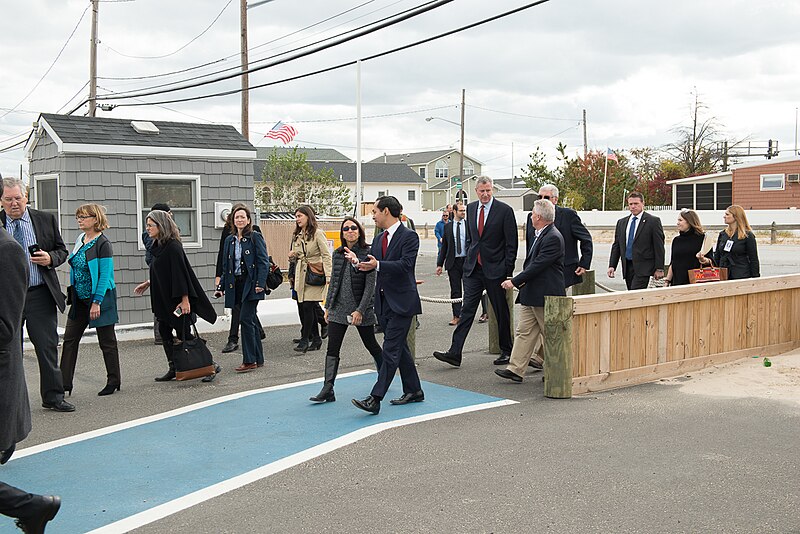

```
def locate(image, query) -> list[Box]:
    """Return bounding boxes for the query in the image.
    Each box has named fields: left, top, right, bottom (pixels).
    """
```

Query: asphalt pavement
left=6, top=243, right=800, bottom=533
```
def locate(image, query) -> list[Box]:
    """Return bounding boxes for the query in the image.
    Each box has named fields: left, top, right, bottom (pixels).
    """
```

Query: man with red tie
left=346, top=196, right=424, bottom=415
left=434, top=176, right=519, bottom=367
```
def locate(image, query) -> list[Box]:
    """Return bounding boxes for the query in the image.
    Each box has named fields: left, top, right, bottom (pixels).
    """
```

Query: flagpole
left=602, top=150, right=609, bottom=211
left=355, top=60, right=362, bottom=217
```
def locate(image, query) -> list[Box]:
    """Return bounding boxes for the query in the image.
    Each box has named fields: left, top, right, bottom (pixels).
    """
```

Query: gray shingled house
left=24, top=113, right=256, bottom=327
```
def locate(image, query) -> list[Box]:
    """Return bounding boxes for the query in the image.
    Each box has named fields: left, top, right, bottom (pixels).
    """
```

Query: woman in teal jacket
left=60, top=203, right=120, bottom=397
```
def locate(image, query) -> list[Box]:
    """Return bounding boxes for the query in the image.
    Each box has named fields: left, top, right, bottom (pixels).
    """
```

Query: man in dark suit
left=0, top=217, right=62, bottom=531
left=526, top=184, right=593, bottom=289
left=608, top=191, right=665, bottom=290
left=1, top=178, right=73, bottom=412
left=436, top=202, right=467, bottom=325
left=495, top=200, right=565, bottom=382
left=347, top=196, right=424, bottom=415
left=434, top=176, right=518, bottom=367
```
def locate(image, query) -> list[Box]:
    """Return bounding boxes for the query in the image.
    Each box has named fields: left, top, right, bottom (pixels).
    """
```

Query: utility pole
left=88, top=0, right=99, bottom=117
left=240, top=0, right=249, bottom=139
left=458, top=88, right=465, bottom=204
left=582, top=109, right=587, bottom=157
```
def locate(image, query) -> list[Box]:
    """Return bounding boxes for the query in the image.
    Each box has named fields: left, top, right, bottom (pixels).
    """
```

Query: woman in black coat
left=215, top=204, right=269, bottom=373
left=134, top=210, right=218, bottom=382
left=664, top=209, right=705, bottom=286
left=310, top=217, right=382, bottom=403
left=698, top=205, right=760, bottom=280
left=214, top=204, right=266, bottom=353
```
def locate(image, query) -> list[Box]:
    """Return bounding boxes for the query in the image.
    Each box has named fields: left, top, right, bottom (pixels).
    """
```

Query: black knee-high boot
left=309, top=354, right=338, bottom=403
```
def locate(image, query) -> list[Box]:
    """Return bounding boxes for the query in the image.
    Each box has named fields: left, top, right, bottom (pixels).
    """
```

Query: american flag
left=606, top=148, right=618, bottom=162
left=265, top=121, right=297, bottom=144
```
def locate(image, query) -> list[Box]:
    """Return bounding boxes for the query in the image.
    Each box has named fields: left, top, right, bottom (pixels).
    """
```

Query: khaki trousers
left=506, top=305, right=544, bottom=378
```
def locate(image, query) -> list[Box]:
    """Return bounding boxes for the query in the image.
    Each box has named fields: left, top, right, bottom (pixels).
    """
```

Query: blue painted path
left=1, top=372, right=510, bottom=533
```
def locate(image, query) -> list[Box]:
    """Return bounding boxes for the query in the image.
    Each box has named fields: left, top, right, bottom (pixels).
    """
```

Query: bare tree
left=664, top=90, right=723, bottom=176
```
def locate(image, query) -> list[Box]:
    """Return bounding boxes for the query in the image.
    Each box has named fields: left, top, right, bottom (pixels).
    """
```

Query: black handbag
left=266, top=255, right=283, bottom=290
left=301, top=241, right=326, bottom=286
left=173, top=318, right=216, bottom=381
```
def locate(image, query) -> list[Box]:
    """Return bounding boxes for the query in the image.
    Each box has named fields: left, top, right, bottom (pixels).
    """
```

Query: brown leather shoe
left=448, top=317, right=460, bottom=326
left=234, top=363, right=257, bottom=373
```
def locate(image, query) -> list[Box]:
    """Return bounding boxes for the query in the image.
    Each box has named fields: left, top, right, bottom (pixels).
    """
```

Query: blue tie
left=625, top=216, right=637, bottom=260
left=12, top=219, right=25, bottom=248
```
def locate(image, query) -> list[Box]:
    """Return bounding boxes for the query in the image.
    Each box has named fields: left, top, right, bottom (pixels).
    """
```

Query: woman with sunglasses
left=60, top=204, right=121, bottom=396
left=309, top=217, right=382, bottom=403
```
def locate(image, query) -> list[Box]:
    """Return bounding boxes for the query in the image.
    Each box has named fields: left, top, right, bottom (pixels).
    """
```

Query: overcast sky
left=2, top=0, right=799, bottom=181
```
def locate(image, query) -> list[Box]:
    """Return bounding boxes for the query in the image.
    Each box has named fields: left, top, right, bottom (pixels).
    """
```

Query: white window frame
left=760, top=173, right=785, bottom=191
left=435, top=159, right=449, bottom=179
left=32, top=174, right=60, bottom=221
left=418, top=167, right=426, bottom=179
left=377, top=190, right=386, bottom=198
left=136, top=173, right=203, bottom=249
left=462, top=160, right=475, bottom=176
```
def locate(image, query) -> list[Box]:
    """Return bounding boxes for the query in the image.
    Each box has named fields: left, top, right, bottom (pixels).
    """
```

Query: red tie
left=477, top=205, right=485, bottom=266
left=381, top=231, right=389, bottom=257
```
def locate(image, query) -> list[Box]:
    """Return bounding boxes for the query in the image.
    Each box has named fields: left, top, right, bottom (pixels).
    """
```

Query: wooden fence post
left=488, top=286, right=515, bottom=354
left=771, top=221, right=777, bottom=244
left=571, top=270, right=595, bottom=296
left=544, top=296, right=573, bottom=399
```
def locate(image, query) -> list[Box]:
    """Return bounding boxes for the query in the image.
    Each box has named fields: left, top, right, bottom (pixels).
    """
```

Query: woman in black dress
left=134, top=210, right=219, bottom=382
left=664, top=209, right=705, bottom=286
left=698, top=205, right=760, bottom=280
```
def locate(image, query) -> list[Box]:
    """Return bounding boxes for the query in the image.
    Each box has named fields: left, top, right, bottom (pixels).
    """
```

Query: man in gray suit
left=0, top=215, right=61, bottom=532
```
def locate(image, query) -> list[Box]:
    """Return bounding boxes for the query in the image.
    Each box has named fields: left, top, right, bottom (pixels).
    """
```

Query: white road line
left=86, top=399, right=518, bottom=534
left=13, top=369, right=374, bottom=460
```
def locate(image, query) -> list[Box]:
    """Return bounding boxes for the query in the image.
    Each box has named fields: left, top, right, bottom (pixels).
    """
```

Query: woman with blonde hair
left=60, top=203, right=121, bottom=396
left=698, top=205, right=760, bottom=280
left=289, top=205, right=332, bottom=353
left=664, top=209, right=705, bottom=286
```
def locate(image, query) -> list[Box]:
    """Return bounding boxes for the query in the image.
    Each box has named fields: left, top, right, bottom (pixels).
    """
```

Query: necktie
left=12, top=219, right=24, bottom=247
left=381, top=231, right=388, bottom=257
left=455, top=221, right=462, bottom=255
left=625, top=216, right=637, bottom=260
left=477, top=205, right=485, bottom=266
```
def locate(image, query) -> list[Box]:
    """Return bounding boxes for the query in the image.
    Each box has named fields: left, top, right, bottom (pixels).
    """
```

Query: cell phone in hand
left=28, top=244, right=41, bottom=255
left=173, top=306, right=183, bottom=317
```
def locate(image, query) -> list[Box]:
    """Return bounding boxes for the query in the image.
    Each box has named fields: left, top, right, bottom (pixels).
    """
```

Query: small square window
left=407, top=190, right=416, bottom=201
left=760, top=173, right=784, bottom=191
left=137, top=174, right=202, bottom=248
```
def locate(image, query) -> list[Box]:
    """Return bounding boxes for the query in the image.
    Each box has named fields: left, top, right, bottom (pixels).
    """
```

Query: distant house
left=492, top=187, right=537, bottom=212
left=25, top=113, right=256, bottom=326
left=369, top=149, right=482, bottom=210
left=666, top=156, right=800, bottom=210
left=253, top=146, right=351, bottom=181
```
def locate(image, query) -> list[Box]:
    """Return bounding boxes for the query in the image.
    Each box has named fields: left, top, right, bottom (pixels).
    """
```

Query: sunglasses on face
left=342, top=225, right=359, bottom=232
left=537, top=195, right=551, bottom=200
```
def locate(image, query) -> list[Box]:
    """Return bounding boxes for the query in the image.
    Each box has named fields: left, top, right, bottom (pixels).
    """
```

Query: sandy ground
left=659, top=348, right=800, bottom=406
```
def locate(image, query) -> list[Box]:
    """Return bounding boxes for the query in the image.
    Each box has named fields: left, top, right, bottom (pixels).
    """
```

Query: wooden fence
left=544, top=274, right=800, bottom=398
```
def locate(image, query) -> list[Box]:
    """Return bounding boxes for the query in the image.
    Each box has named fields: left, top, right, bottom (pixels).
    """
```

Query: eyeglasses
left=341, top=225, right=359, bottom=232
left=76, top=215, right=95, bottom=220
left=146, top=223, right=158, bottom=228
left=537, top=195, right=551, bottom=200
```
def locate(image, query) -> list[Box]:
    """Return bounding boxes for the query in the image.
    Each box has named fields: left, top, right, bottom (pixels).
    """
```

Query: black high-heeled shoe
left=294, top=340, right=309, bottom=353
left=97, top=384, right=120, bottom=396
left=154, top=368, right=176, bottom=382
left=308, top=338, right=323, bottom=351
left=309, top=385, right=335, bottom=403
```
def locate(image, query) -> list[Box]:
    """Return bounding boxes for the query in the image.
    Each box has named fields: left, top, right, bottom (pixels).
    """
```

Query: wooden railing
left=543, top=274, right=800, bottom=398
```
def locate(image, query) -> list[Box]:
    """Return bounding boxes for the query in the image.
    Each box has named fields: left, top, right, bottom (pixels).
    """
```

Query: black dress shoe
left=493, top=355, right=511, bottom=365
left=309, top=385, right=336, bottom=403
left=41, top=400, right=75, bottom=412
left=495, top=368, right=523, bottom=383
left=351, top=395, right=380, bottom=415
left=97, top=384, right=120, bottom=396
left=221, top=341, right=238, bottom=353
left=528, top=360, right=543, bottom=371
left=433, top=350, right=461, bottom=367
left=154, top=368, right=176, bottom=382
left=0, top=443, right=15, bottom=465
left=259, top=330, right=266, bottom=340
left=15, top=495, right=61, bottom=534
left=308, top=338, right=323, bottom=351
left=320, top=324, right=328, bottom=339
left=389, top=391, right=424, bottom=405
left=294, top=340, right=309, bottom=353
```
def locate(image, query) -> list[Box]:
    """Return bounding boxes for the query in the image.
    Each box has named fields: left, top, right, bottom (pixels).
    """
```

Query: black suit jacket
left=372, top=223, right=422, bottom=318
left=512, top=224, right=566, bottom=307
left=609, top=211, right=665, bottom=278
left=526, top=205, right=593, bottom=288
left=437, top=219, right=466, bottom=271
left=1, top=208, right=68, bottom=312
left=464, top=198, right=518, bottom=279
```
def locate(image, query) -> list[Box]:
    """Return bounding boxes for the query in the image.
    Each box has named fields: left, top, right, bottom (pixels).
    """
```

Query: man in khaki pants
left=495, top=199, right=565, bottom=382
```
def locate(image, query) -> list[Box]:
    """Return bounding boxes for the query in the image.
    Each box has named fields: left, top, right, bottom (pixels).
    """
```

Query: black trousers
left=324, top=321, right=382, bottom=387
left=295, top=301, right=325, bottom=339
left=449, top=266, right=513, bottom=357
left=447, top=257, right=465, bottom=317
left=624, top=259, right=650, bottom=290
left=298, top=301, right=321, bottom=342
left=370, top=298, right=421, bottom=399
left=0, top=482, right=35, bottom=520
left=60, top=299, right=121, bottom=390
left=21, top=286, right=65, bottom=404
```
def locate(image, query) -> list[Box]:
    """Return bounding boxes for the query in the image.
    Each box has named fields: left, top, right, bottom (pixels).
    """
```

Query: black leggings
left=324, top=320, right=383, bottom=386
left=299, top=301, right=321, bottom=342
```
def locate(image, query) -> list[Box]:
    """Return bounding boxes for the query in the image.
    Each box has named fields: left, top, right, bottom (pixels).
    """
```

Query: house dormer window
left=435, top=159, right=449, bottom=178
left=463, top=160, right=474, bottom=176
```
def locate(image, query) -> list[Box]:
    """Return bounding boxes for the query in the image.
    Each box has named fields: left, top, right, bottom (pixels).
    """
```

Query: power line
left=0, top=138, right=28, bottom=154
left=56, top=81, right=91, bottom=114
left=281, top=137, right=453, bottom=152
left=97, top=0, right=442, bottom=99
left=98, top=0, right=556, bottom=108
left=467, top=104, right=579, bottom=122
left=293, top=105, right=457, bottom=123
left=104, top=0, right=234, bottom=60
left=0, top=4, right=90, bottom=120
